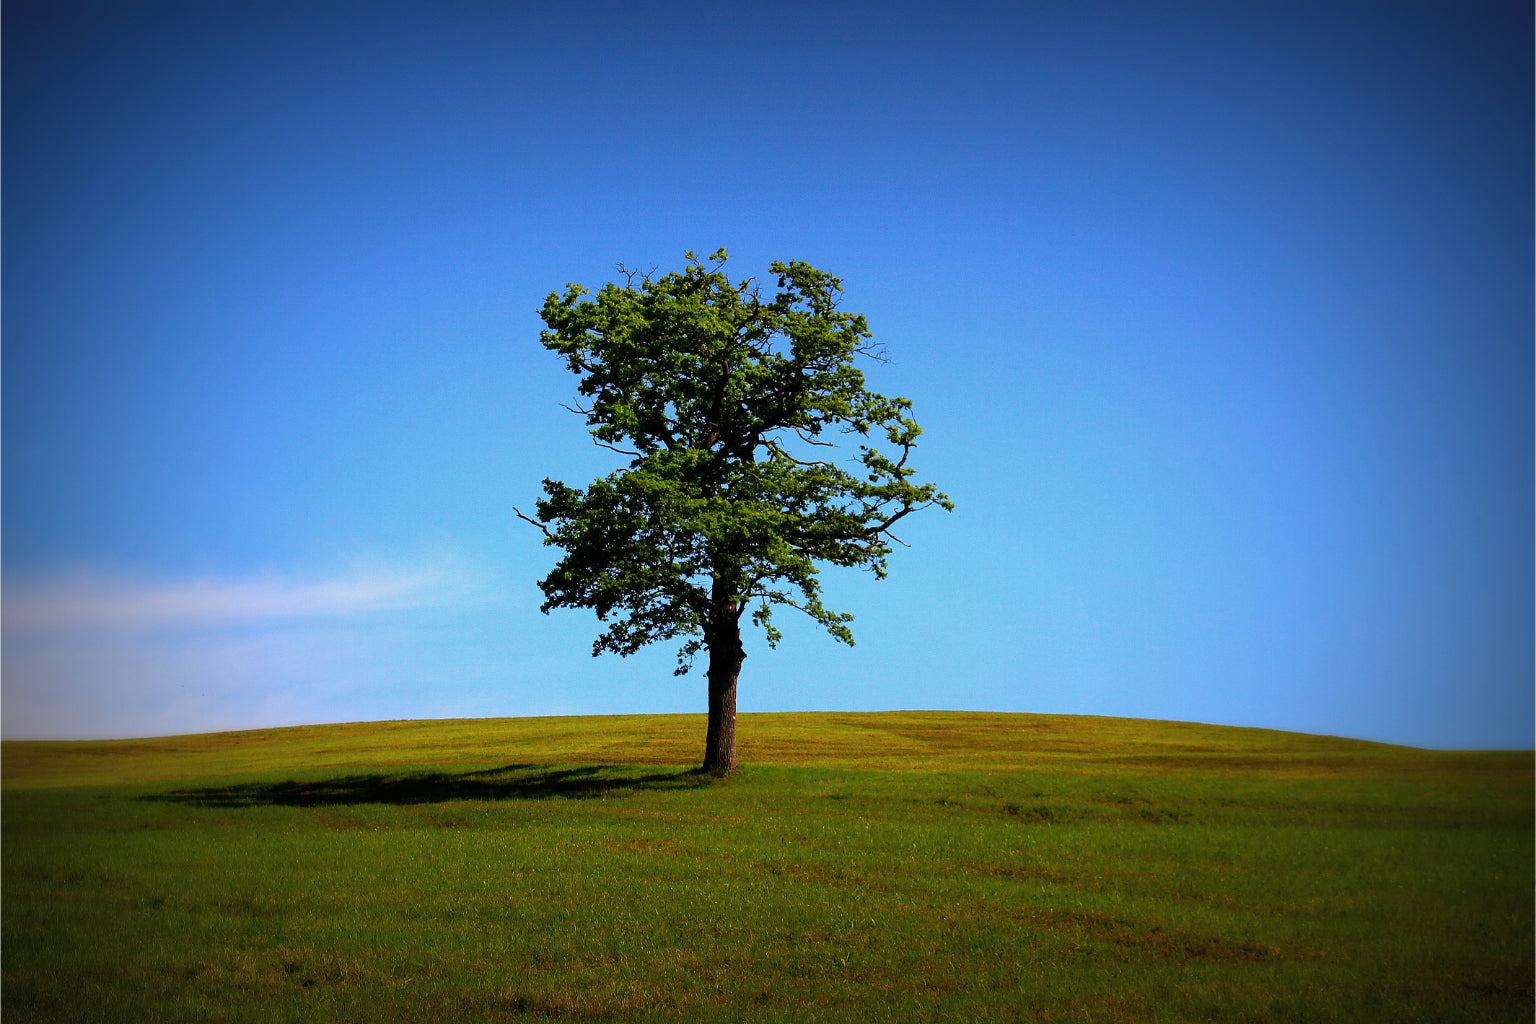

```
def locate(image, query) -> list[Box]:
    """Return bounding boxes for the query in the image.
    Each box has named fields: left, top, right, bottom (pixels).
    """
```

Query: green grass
left=4, top=711, right=1531, bottom=1022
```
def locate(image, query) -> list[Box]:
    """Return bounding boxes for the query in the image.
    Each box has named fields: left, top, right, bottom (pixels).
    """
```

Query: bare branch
left=792, top=427, right=836, bottom=447
left=863, top=498, right=952, bottom=542
left=762, top=438, right=838, bottom=468
left=513, top=506, right=552, bottom=538
left=593, top=438, right=641, bottom=457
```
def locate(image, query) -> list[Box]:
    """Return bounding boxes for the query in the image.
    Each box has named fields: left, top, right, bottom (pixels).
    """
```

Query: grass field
left=4, top=711, right=1531, bottom=1022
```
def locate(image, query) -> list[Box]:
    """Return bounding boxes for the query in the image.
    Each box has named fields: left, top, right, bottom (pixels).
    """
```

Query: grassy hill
left=4, top=711, right=1530, bottom=1022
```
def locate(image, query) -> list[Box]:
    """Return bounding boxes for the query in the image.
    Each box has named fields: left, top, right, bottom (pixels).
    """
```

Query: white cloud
left=2, top=555, right=489, bottom=635
left=0, top=552, right=522, bottom=738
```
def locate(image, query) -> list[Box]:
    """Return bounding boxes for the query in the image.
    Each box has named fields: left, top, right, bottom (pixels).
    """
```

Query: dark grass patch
left=144, top=763, right=707, bottom=808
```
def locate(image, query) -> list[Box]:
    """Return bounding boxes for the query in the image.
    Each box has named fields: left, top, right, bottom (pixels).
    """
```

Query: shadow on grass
left=145, top=763, right=709, bottom=809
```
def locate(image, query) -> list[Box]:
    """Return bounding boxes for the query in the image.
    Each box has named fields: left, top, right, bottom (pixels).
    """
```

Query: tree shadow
left=145, top=763, right=709, bottom=809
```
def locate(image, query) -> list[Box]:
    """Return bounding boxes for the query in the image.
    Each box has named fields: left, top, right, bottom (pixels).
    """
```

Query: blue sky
left=4, top=0, right=1530, bottom=748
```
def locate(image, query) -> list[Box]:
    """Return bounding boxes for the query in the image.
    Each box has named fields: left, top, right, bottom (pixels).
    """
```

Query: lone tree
left=517, top=249, right=951, bottom=774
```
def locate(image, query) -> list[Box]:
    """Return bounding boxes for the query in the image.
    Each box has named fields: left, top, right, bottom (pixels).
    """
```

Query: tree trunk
left=700, top=587, right=745, bottom=775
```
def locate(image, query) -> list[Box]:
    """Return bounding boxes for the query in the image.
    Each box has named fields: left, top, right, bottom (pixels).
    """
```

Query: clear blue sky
left=4, top=0, right=1530, bottom=748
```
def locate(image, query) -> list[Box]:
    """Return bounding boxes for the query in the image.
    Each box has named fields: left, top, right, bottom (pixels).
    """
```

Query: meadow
left=3, top=711, right=1530, bottom=1022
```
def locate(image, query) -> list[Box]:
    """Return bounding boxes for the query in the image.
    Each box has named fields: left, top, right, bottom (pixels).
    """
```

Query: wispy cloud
left=2, top=555, right=490, bottom=635
left=0, top=552, right=522, bottom=738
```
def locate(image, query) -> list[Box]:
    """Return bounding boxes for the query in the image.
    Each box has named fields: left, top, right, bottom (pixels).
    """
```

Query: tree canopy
left=519, top=249, right=950, bottom=771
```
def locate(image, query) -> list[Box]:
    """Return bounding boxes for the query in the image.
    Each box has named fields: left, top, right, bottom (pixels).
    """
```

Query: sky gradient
left=4, top=0, right=1531, bottom=748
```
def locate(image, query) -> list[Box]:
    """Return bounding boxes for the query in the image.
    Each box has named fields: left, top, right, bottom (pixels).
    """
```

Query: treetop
left=520, top=250, right=951, bottom=674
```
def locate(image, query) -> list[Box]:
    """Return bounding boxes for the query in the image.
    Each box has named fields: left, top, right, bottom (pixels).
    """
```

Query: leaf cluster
left=519, top=249, right=951, bottom=673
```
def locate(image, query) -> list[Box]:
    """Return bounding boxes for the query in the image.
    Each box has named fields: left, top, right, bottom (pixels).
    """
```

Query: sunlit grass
left=4, top=712, right=1530, bottom=1022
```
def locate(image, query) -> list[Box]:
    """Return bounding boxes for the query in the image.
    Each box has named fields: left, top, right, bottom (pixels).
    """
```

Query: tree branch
left=762, top=438, right=837, bottom=468
left=593, top=438, right=641, bottom=457
left=513, top=507, right=552, bottom=538
left=793, top=427, right=836, bottom=448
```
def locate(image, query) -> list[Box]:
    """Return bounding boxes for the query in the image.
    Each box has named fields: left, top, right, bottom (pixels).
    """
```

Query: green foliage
left=522, top=250, right=951, bottom=673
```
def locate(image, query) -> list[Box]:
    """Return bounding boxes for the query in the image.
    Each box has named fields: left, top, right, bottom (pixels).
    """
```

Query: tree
left=517, top=249, right=951, bottom=774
